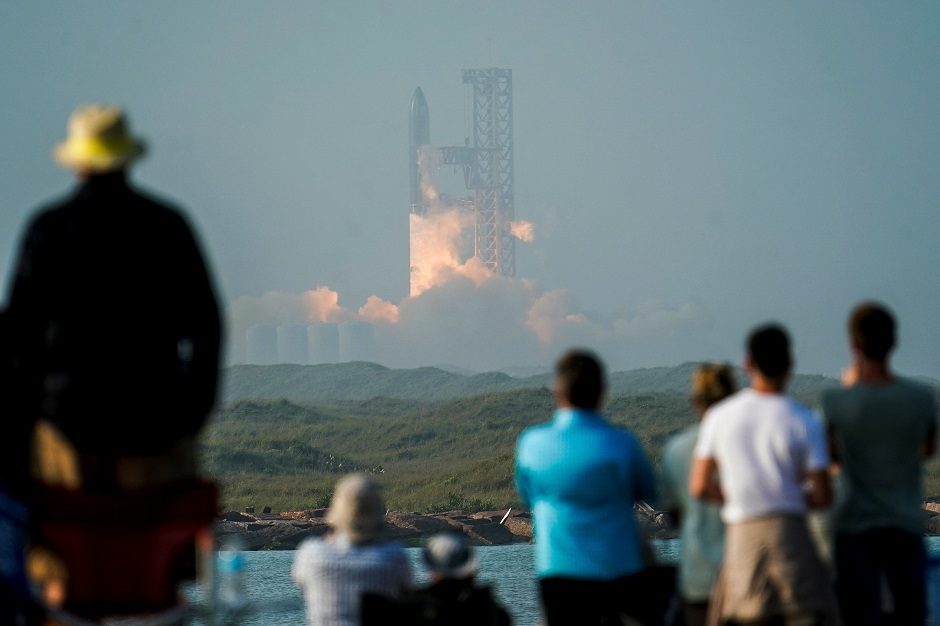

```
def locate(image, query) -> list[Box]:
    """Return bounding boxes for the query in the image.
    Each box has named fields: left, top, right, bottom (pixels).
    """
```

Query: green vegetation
left=206, top=364, right=940, bottom=513
left=221, top=362, right=847, bottom=405
left=204, top=387, right=701, bottom=513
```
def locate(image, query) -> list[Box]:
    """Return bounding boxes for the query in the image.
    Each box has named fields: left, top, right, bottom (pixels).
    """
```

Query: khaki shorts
left=708, top=514, right=838, bottom=625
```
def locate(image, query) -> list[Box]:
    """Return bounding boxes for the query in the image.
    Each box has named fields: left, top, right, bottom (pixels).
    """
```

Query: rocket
left=409, top=87, right=430, bottom=215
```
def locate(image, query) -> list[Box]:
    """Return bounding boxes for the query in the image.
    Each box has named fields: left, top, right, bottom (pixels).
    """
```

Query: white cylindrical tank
left=245, top=323, right=277, bottom=365
left=338, top=321, right=375, bottom=363
left=307, top=323, right=339, bottom=365
left=277, top=325, right=308, bottom=364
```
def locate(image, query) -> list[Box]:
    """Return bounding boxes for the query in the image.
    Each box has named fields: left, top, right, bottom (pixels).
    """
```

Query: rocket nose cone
left=411, top=87, right=428, bottom=115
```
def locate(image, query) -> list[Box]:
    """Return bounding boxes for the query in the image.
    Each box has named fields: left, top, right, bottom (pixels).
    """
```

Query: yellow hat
left=53, top=105, right=146, bottom=173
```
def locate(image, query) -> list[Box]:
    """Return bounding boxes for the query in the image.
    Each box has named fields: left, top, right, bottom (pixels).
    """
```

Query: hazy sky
left=2, top=2, right=939, bottom=376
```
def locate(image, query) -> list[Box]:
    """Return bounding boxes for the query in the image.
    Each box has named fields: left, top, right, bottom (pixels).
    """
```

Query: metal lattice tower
left=464, top=68, right=515, bottom=276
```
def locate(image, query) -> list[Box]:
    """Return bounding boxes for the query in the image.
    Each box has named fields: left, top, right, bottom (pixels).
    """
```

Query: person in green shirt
left=660, top=363, right=737, bottom=626
left=822, top=302, right=938, bottom=626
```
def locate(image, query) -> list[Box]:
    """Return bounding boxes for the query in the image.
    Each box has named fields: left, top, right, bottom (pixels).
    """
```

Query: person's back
left=11, top=175, right=219, bottom=454
left=515, top=350, right=657, bottom=626
left=362, top=533, right=510, bottom=626
left=660, top=363, right=735, bottom=626
left=292, top=475, right=411, bottom=626
left=294, top=536, right=411, bottom=626
left=824, top=378, right=934, bottom=534
left=691, top=324, right=836, bottom=625
left=6, top=105, right=220, bottom=458
left=701, top=389, right=824, bottom=523
left=517, top=410, right=651, bottom=578
left=822, top=302, right=937, bottom=626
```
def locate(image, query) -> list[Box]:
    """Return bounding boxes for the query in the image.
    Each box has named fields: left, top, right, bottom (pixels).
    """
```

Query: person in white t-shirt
left=690, top=323, right=837, bottom=626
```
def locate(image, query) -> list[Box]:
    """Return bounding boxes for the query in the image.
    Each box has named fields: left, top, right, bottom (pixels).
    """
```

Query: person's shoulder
left=663, top=424, right=698, bottom=458
left=295, top=536, right=325, bottom=554
left=126, top=184, right=191, bottom=222
left=780, top=394, right=817, bottom=422
left=23, top=190, right=81, bottom=231
left=702, top=388, right=748, bottom=420
left=893, top=377, right=937, bottom=401
left=661, top=430, right=690, bottom=475
left=517, top=419, right=553, bottom=443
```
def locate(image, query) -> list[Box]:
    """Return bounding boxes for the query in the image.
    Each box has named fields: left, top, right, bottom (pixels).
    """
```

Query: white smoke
left=228, top=148, right=707, bottom=369
left=509, top=220, right=535, bottom=243
left=228, top=275, right=708, bottom=370
left=358, top=295, right=399, bottom=325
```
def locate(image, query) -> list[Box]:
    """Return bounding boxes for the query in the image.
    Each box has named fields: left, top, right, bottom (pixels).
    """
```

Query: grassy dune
left=206, top=364, right=940, bottom=513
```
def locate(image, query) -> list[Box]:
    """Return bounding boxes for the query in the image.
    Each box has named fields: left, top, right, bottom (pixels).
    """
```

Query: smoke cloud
left=227, top=146, right=709, bottom=370
left=228, top=263, right=708, bottom=370
left=509, top=220, right=535, bottom=243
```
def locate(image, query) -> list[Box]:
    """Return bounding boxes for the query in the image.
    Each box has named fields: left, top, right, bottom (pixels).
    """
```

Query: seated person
left=362, top=532, right=511, bottom=626
left=293, top=474, right=411, bottom=626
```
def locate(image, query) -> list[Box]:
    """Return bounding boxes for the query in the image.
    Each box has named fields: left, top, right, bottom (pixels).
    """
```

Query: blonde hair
left=691, top=362, right=737, bottom=409
left=326, top=474, right=386, bottom=543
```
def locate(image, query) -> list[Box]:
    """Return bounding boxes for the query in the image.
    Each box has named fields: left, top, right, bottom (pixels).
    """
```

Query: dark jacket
left=6, top=173, right=221, bottom=455
left=362, top=579, right=512, bottom=626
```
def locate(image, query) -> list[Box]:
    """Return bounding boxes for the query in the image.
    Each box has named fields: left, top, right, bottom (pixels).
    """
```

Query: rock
left=924, top=502, right=940, bottom=515
left=501, top=517, right=532, bottom=540
left=926, top=515, right=940, bottom=536
left=216, top=508, right=536, bottom=550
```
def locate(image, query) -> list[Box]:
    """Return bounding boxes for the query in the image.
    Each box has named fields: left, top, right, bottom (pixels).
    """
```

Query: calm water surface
left=190, top=537, right=940, bottom=625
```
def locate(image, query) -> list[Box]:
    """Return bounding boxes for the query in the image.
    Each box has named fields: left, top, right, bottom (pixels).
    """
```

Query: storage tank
left=277, top=324, right=308, bottom=364
left=307, top=323, right=340, bottom=365
left=338, top=321, right=375, bottom=363
left=245, top=323, right=277, bottom=365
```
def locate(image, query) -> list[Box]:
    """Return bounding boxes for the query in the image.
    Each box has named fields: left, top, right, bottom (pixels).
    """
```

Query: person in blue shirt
left=515, top=350, right=659, bottom=626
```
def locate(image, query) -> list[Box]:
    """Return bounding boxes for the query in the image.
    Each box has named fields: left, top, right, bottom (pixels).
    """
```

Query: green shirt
left=822, top=378, right=937, bottom=535
left=661, top=423, right=724, bottom=601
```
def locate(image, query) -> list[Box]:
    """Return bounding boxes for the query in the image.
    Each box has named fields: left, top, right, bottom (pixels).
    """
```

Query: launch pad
left=409, top=68, right=516, bottom=296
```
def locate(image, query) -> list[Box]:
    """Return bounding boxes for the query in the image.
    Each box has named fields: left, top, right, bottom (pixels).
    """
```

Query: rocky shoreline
left=217, top=506, right=676, bottom=550
left=219, top=502, right=940, bottom=550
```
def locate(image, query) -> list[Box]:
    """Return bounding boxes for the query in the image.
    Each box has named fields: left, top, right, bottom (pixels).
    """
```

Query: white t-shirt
left=694, top=388, right=830, bottom=524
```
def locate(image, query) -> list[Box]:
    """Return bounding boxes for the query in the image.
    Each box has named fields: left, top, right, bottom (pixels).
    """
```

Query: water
left=189, top=537, right=940, bottom=625
left=188, top=543, right=540, bottom=625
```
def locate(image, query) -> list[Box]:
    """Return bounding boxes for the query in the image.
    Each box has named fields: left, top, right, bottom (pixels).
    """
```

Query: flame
left=509, top=220, right=535, bottom=242
left=409, top=208, right=493, bottom=297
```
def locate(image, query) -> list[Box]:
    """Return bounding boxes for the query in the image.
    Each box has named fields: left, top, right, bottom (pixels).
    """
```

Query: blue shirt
left=515, top=408, right=656, bottom=579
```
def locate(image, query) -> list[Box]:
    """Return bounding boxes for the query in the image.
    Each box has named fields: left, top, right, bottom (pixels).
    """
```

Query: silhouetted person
left=690, top=324, right=836, bottom=626
left=661, top=363, right=737, bottom=626
left=5, top=104, right=221, bottom=489
left=822, top=302, right=937, bottom=626
left=515, top=350, right=659, bottom=626
left=0, top=310, right=42, bottom=625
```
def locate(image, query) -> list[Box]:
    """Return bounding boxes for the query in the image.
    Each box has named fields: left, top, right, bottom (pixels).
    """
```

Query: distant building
left=277, top=324, right=308, bottom=364
left=246, top=323, right=277, bottom=365
left=339, top=321, right=375, bottom=362
left=308, top=323, right=340, bottom=365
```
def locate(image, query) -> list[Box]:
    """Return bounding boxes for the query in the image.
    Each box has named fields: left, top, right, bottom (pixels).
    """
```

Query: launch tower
left=409, top=68, right=516, bottom=283
left=462, top=68, right=515, bottom=277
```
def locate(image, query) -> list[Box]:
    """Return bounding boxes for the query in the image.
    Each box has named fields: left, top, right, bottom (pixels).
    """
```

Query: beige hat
left=53, top=104, right=146, bottom=173
left=326, top=474, right=386, bottom=543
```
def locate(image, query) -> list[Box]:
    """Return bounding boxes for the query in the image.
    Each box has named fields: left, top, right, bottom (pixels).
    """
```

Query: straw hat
left=326, top=474, right=386, bottom=543
left=423, top=532, right=479, bottom=580
left=53, top=105, right=146, bottom=173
